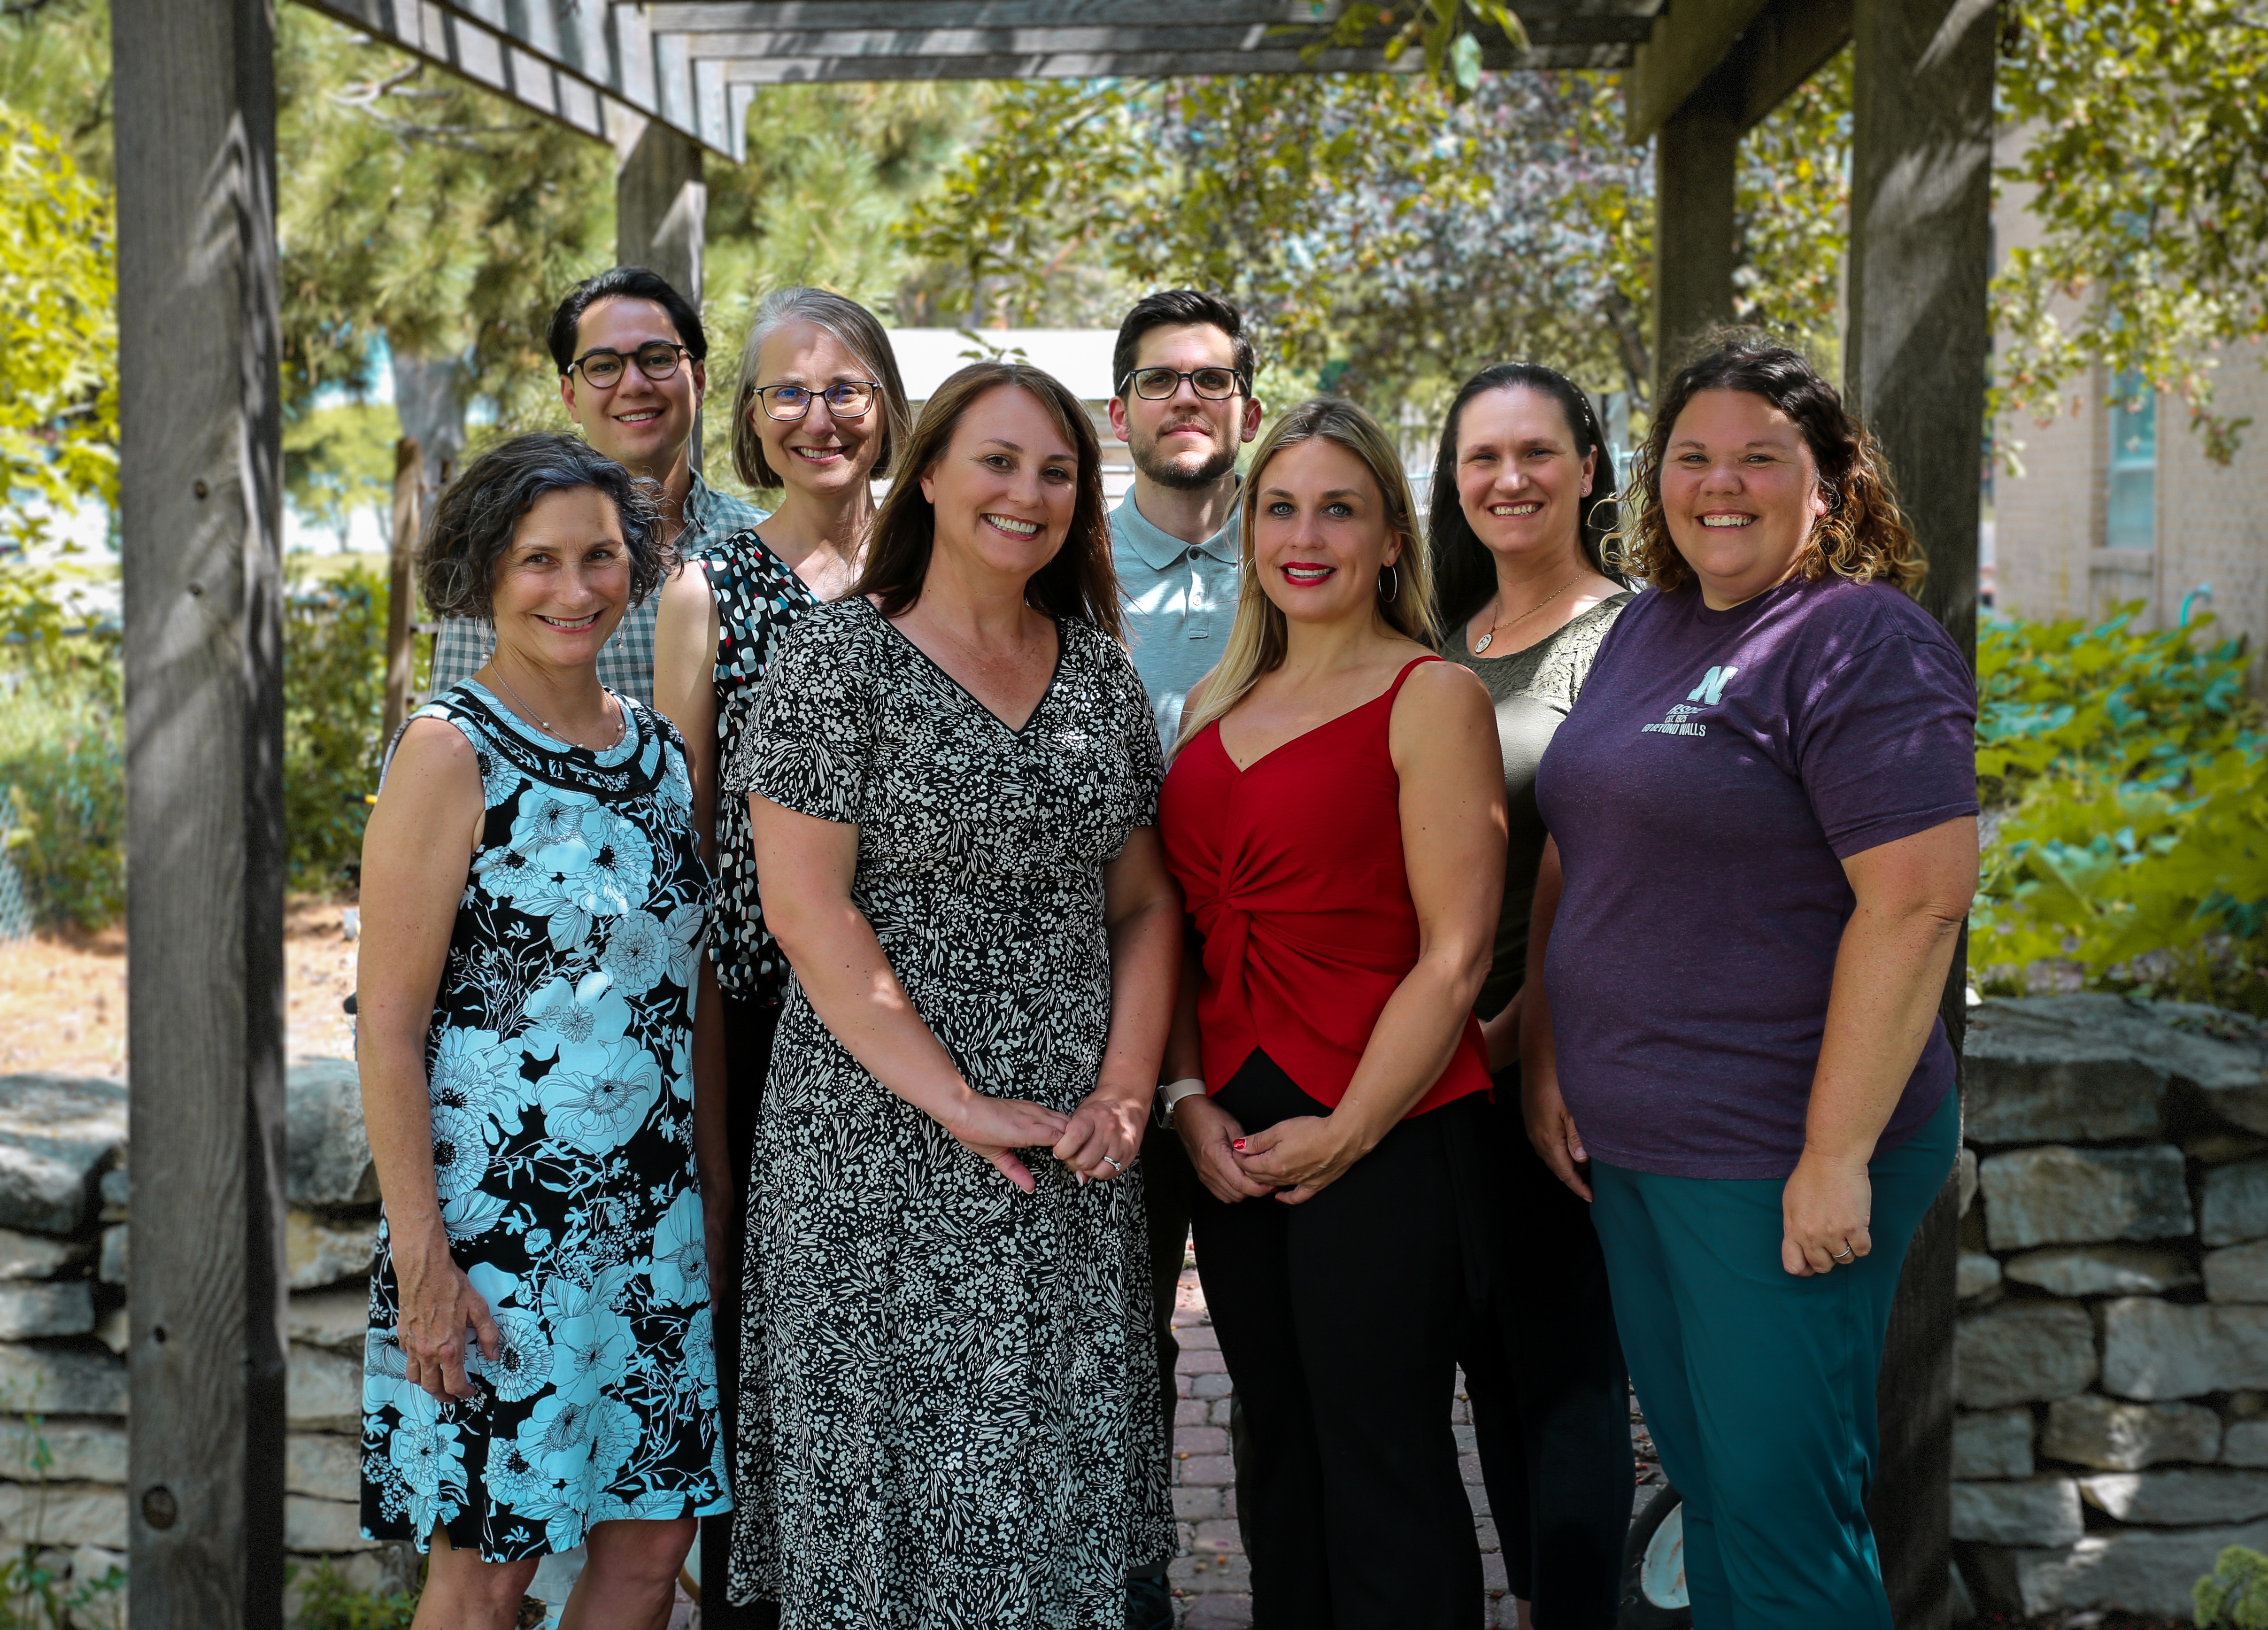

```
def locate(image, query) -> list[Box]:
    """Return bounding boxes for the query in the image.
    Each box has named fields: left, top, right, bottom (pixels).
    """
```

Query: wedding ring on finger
left=1102, top=1155, right=1124, bottom=1174
left=1831, top=1245, right=1854, bottom=1260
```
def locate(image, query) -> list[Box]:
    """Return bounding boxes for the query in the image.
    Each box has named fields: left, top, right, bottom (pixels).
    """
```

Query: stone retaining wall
left=1956, top=994, right=2268, bottom=1622
left=0, top=1063, right=410, bottom=1624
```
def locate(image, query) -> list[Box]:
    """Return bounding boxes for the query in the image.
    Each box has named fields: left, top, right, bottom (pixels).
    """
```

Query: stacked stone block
left=1954, top=994, right=2268, bottom=1621
left=0, top=1063, right=409, bottom=1624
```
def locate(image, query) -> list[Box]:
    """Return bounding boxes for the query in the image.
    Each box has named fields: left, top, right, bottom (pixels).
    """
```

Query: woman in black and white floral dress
left=649, top=290, right=910, bottom=1617
left=722, top=362, right=1180, bottom=1626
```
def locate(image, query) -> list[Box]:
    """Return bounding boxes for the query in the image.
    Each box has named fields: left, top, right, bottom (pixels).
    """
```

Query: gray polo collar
left=1114, top=481, right=1242, bottom=572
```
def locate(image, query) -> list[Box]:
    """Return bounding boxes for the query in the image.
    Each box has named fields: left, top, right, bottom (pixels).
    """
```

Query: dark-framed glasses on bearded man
left=1120, top=365, right=1247, bottom=402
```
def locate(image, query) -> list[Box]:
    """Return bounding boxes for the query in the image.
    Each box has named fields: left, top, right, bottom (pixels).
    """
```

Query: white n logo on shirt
left=1687, top=666, right=1739, bottom=706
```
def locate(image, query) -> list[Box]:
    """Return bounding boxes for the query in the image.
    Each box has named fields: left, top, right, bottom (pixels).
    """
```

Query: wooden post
left=1651, top=78, right=1740, bottom=399
left=615, top=118, right=707, bottom=308
left=616, top=116, right=707, bottom=469
left=112, top=0, right=288, bottom=1625
left=383, top=436, right=423, bottom=745
left=1846, top=0, right=1996, bottom=1624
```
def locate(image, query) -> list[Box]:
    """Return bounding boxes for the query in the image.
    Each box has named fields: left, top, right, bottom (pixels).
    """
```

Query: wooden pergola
left=108, top=2, right=1989, bottom=1624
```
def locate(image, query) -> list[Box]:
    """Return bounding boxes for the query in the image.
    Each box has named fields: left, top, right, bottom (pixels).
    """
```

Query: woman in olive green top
left=1427, top=363, right=1633, bottom=1630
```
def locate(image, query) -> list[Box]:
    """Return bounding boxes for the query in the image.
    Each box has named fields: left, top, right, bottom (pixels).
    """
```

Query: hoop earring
left=1380, top=562, right=1400, bottom=602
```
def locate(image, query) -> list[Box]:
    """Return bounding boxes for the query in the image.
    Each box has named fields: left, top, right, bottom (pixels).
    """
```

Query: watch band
left=1157, top=1077, right=1208, bottom=1128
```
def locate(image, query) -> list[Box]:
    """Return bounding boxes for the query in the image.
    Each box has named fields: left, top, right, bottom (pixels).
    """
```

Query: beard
left=1133, top=424, right=1240, bottom=491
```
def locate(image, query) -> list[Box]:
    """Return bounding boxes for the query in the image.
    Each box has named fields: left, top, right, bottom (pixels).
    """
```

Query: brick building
left=1990, top=133, right=2268, bottom=687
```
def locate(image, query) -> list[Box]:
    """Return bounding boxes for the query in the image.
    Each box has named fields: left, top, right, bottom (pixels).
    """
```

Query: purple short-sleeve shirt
left=1535, top=573, right=1977, bottom=1179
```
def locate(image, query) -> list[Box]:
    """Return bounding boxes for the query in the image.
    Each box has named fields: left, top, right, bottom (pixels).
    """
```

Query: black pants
left=701, top=989, right=780, bottom=1630
left=1135, top=1110, right=1198, bottom=1587
left=1190, top=1051, right=1484, bottom=1630
left=1460, top=1066, right=1632, bottom=1629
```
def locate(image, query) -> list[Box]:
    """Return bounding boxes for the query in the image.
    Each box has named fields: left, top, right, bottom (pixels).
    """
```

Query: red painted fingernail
left=1232, top=1139, right=1247, bottom=1151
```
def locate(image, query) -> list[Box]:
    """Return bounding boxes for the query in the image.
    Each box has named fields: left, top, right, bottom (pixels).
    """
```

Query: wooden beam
left=648, top=0, right=1665, bottom=26
left=112, top=0, right=289, bottom=1624
left=1651, top=82, right=1738, bottom=394
left=676, top=18, right=1651, bottom=61
left=382, top=437, right=422, bottom=748
left=713, top=42, right=1634, bottom=85
left=616, top=117, right=706, bottom=470
left=1724, top=0, right=1855, bottom=127
left=1844, top=1, right=1996, bottom=1626
left=1626, top=0, right=1770, bottom=139
left=1623, top=0, right=1851, bottom=141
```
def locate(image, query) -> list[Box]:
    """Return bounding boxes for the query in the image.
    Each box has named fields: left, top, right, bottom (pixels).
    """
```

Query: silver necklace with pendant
left=1472, top=573, right=1581, bottom=654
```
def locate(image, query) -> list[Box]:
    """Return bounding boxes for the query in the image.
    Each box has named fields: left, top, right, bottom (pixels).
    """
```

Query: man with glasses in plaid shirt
left=425, top=267, right=764, bottom=702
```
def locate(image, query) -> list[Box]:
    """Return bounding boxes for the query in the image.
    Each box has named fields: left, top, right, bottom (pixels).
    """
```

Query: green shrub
left=2199, top=1543, right=2268, bottom=1628
left=0, top=1410, right=124, bottom=1628
left=0, top=665, right=124, bottom=935
left=292, top=1560, right=418, bottom=1630
left=282, top=561, right=386, bottom=891
left=1972, top=605, right=2267, bottom=1015
left=0, top=557, right=389, bottom=927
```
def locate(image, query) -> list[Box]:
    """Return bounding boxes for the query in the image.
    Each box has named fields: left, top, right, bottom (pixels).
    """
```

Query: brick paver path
left=1166, top=1248, right=1663, bottom=1629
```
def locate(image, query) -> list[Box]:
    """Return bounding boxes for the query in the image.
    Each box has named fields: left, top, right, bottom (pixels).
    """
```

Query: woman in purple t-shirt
left=1523, top=334, right=1978, bottom=1630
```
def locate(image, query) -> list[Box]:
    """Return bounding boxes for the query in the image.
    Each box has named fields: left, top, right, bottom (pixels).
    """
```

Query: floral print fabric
left=697, top=528, right=820, bottom=1002
left=360, top=682, right=729, bottom=1561
left=721, top=600, right=1175, bottom=1626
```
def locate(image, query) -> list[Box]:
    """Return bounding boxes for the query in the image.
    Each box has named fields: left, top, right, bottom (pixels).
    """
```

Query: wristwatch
left=1156, top=1077, right=1208, bottom=1129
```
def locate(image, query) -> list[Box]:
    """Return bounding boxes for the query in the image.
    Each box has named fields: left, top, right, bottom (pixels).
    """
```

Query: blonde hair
left=1173, top=397, right=1437, bottom=757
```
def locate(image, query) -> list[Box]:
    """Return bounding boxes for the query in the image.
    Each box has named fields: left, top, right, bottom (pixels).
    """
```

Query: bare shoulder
left=654, top=557, right=716, bottom=621
left=1399, top=653, right=1494, bottom=716
left=378, top=715, right=483, bottom=809
left=391, top=713, right=478, bottom=771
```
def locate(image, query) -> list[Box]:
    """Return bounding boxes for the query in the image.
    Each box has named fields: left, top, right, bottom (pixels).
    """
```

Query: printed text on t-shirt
left=1642, top=665, right=1738, bottom=736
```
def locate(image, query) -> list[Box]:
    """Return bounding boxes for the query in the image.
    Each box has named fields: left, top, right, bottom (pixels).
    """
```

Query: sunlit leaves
left=0, top=103, right=114, bottom=553
left=1994, top=0, right=2268, bottom=462
left=1970, top=606, right=2268, bottom=1012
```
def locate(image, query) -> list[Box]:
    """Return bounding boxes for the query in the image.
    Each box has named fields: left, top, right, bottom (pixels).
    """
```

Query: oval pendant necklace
left=1472, top=572, right=1581, bottom=654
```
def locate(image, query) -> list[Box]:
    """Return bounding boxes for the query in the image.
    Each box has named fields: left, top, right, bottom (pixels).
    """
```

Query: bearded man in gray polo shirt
left=1107, top=289, right=1262, bottom=1630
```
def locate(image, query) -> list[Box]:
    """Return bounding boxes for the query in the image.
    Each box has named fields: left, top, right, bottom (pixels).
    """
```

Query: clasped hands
left=941, top=1081, right=1148, bottom=1193
left=1174, top=1095, right=1362, bottom=1206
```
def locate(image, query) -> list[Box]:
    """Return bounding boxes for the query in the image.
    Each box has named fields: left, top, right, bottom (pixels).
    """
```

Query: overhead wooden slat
left=295, top=0, right=1666, bottom=164
left=715, top=43, right=1633, bottom=85
left=673, top=18, right=1651, bottom=62
left=647, top=0, right=1663, bottom=26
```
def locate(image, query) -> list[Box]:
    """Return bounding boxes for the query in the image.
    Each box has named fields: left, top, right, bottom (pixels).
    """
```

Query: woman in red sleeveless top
left=1158, top=398, right=1506, bottom=1626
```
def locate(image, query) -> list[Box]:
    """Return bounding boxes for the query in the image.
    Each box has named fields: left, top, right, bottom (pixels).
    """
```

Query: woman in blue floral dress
left=356, top=434, right=726, bottom=1630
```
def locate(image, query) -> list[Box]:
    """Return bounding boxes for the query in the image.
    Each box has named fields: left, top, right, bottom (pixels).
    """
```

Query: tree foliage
left=898, top=56, right=1851, bottom=415
left=1995, top=0, right=2268, bottom=462
left=0, top=101, right=114, bottom=551
left=274, top=8, right=613, bottom=423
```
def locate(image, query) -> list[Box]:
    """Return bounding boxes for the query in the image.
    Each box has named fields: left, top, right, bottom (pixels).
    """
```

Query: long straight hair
left=1172, top=397, right=1436, bottom=757
left=847, top=362, right=1123, bottom=640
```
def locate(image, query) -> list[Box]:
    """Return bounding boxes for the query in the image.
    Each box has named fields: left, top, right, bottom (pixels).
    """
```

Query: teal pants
left=1589, top=1090, right=1957, bottom=1630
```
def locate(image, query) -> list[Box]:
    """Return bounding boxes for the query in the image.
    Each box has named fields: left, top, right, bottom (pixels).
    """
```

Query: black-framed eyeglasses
left=752, top=381, right=880, bottom=421
left=1120, top=366, right=1247, bottom=402
left=568, top=342, right=690, bottom=388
